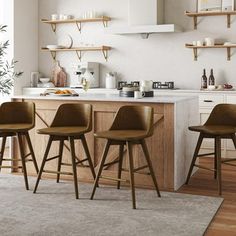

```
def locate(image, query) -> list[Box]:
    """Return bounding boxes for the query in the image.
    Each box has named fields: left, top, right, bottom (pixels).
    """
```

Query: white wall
left=13, top=0, right=38, bottom=95
left=37, top=0, right=236, bottom=89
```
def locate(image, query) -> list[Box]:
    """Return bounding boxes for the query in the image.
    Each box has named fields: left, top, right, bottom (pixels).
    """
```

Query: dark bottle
left=201, top=69, right=208, bottom=89
left=209, top=69, right=215, bottom=86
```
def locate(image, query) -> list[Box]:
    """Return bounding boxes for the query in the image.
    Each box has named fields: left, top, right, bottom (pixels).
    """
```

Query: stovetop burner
left=117, top=81, right=176, bottom=90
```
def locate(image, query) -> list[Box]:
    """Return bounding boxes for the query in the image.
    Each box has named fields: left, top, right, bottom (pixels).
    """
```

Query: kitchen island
left=12, top=93, right=199, bottom=191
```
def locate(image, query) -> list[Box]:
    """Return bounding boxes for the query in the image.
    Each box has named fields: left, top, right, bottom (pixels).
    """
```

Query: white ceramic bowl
left=39, top=78, right=50, bottom=83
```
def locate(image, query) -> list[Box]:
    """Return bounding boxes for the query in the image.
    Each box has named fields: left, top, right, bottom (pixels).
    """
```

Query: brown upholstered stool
left=90, top=105, right=161, bottom=209
left=186, top=104, right=236, bottom=195
left=33, top=103, right=96, bottom=199
left=0, top=102, right=39, bottom=190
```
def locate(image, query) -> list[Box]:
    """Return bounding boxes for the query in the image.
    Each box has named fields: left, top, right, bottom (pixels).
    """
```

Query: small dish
left=39, top=78, right=50, bottom=83
left=46, top=45, right=65, bottom=50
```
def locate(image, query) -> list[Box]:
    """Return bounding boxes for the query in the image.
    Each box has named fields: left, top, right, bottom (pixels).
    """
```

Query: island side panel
left=12, top=98, right=175, bottom=190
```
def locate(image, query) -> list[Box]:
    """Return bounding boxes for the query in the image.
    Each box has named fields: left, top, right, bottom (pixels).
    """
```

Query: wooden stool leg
left=81, top=135, right=96, bottom=180
left=231, top=134, right=236, bottom=149
left=117, top=144, right=124, bottom=189
left=25, top=132, right=39, bottom=173
left=186, top=133, right=204, bottom=184
left=90, top=140, right=111, bottom=200
left=215, top=137, right=222, bottom=195
left=69, top=137, right=79, bottom=199
left=17, top=133, right=29, bottom=190
left=0, top=136, right=7, bottom=172
left=127, top=141, right=136, bottom=209
left=141, top=140, right=161, bottom=197
left=214, top=138, right=217, bottom=179
left=56, top=140, right=64, bottom=183
left=33, top=136, right=53, bottom=193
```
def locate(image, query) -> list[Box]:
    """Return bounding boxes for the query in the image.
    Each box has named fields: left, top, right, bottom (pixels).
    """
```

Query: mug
left=205, top=38, right=215, bottom=46
left=140, top=86, right=149, bottom=92
left=51, top=14, right=58, bottom=21
left=196, top=40, right=203, bottom=46
left=140, top=80, right=153, bottom=91
left=134, top=91, right=145, bottom=99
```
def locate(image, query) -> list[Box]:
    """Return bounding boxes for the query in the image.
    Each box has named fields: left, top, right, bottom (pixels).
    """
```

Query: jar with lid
left=105, top=72, right=117, bottom=89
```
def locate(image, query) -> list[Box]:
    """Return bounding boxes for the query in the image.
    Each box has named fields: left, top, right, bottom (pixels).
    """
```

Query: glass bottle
left=208, top=69, right=215, bottom=86
left=201, top=69, right=208, bottom=89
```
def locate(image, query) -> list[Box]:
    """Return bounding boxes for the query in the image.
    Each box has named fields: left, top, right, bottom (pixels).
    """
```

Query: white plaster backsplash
left=38, top=0, right=236, bottom=90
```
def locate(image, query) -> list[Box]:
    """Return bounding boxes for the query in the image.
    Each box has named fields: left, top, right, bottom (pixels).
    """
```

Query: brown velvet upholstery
left=186, top=103, right=236, bottom=195
left=0, top=102, right=38, bottom=190
left=95, top=105, right=154, bottom=141
left=38, top=103, right=92, bottom=136
left=91, top=105, right=161, bottom=209
left=34, top=103, right=96, bottom=199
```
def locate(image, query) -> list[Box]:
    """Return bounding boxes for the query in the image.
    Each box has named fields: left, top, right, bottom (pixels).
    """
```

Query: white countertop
left=13, top=93, right=197, bottom=104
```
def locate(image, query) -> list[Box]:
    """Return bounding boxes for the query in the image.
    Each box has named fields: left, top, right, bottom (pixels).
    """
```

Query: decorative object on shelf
left=41, top=16, right=111, bottom=33
left=185, top=10, right=236, bottom=29
left=51, top=61, right=67, bottom=87
left=197, top=0, right=222, bottom=12
left=58, top=34, right=73, bottom=49
left=185, top=43, right=236, bottom=61
left=42, top=46, right=111, bottom=61
left=46, top=45, right=65, bottom=50
left=0, top=25, right=22, bottom=95
left=222, top=0, right=234, bottom=11
left=205, top=37, right=215, bottom=46
left=105, top=72, right=117, bottom=89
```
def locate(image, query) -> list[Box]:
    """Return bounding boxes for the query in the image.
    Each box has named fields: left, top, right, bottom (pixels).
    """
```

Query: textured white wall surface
left=36, top=0, right=236, bottom=89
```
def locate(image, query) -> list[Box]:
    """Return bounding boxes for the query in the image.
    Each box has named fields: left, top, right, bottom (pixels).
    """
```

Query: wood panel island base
left=12, top=94, right=199, bottom=191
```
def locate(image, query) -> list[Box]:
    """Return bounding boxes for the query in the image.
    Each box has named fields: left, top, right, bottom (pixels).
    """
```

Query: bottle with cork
left=208, top=69, right=215, bottom=86
left=201, top=69, right=208, bottom=89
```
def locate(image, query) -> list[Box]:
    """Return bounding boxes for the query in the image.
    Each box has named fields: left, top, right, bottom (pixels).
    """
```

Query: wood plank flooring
left=178, top=157, right=236, bottom=235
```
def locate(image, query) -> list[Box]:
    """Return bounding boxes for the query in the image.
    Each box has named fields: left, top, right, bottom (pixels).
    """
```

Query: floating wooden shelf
left=185, top=10, right=236, bottom=29
left=41, top=46, right=111, bottom=61
left=41, top=16, right=111, bottom=32
left=185, top=43, right=236, bottom=61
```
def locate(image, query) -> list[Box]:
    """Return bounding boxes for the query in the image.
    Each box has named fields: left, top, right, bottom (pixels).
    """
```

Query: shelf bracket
left=193, top=16, right=198, bottom=30
left=193, top=48, right=198, bottom=61
left=102, top=20, right=108, bottom=27
left=51, top=23, right=57, bottom=33
left=75, top=22, right=82, bottom=33
left=75, top=50, right=82, bottom=61
left=50, top=51, right=57, bottom=60
left=102, top=49, right=108, bottom=61
left=227, top=47, right=231, bottom=61
left=227, top=14, right=231, bottom=28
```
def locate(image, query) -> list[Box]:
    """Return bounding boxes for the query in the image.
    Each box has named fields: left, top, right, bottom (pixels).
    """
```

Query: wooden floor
left=178, top=157, right=236, bottom=236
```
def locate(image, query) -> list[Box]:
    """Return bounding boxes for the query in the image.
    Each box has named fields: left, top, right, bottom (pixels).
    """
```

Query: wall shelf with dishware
left=185, top=10, right=236, bottom=29
left=41, top=16, right=111, bottom=33
left=185, top=43, right=236, bottom=61
left=41, top=46, right=111, bottom=61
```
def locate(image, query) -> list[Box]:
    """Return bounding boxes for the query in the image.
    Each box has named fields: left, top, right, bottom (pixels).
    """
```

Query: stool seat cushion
left=95, top=130, right=148, bottom=141
left=38, top=126, right=88, bottom=136
left=189, top=125, right=236, bottom=135
left=0, top=124, right=33, bottom=132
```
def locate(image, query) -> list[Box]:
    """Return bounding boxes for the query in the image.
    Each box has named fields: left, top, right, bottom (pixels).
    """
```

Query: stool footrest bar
left=100, top=175, right=129, bottom=183
left=222, top=158, right=236, bottom=163
left=24, top=153, right=31, bottom=158
left=42, top=170, right=73, bottom=175
left=194, top=164, right=215, bottom=172
left=2, top=159, right=22, bottom=162
left=222, top=162, right=236, bottom=167
left=133, top=165, right=148, bottom=173
left=197, top=152, right=215, bottom=157
left=0, top=166, right=22, bottom=169
left=103, top=160, right=119, bottom=167
left=46, top=155, right=61, bottom=162
left=76, top=158, right=88, bottom=164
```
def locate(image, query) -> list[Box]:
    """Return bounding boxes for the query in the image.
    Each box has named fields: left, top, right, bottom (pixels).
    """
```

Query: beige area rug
left=0, top=174, right=223, bottom=236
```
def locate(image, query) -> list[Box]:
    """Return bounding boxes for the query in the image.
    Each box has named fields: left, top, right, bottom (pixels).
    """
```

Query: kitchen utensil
left=39, top=78, right=50, bottom=83
left=52, top=61, right=67, bottom=87
left=140, top=80, right=153, bottom=91
left=51, top=14, right=59, bottom=20
left=58, top=34, right=73, bottom=49
left=134, top=91, right=145, bottom=99
left=205, top=38, right=215, bottom=46
left=46, top=45, right=65, bottom=50
left=105, top=72, right=117, bottom=89
left=30, top=72, right=40, bottom=87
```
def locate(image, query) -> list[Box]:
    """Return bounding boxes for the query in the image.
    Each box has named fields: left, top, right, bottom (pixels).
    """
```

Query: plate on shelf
left=46, top=45, right=65, bottom=50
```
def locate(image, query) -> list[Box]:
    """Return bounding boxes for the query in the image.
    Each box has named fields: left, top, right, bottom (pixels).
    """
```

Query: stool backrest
left=51, top=103, right=92, bottom=131
left=110, top=105, right=154, bottom=136
left=0, top=102, right=35, bottom=127
left=205, top=104, right=236, bottom=126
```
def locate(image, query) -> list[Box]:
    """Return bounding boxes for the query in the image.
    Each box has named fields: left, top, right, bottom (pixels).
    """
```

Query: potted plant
left=0, top=25, right=22, bottom=95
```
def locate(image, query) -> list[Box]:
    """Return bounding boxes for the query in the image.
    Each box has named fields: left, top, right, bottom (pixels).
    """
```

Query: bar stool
left=186, top=104, right=236, bottom=195
left=90, top=105, right=161, bottom=209
left=0, top=102, right=39, bottom=190
left=33, top=103, right=96, bottom=199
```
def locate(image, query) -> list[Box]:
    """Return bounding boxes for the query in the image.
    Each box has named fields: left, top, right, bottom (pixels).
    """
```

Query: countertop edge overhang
left=12, top=94, right=198, bottom=104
